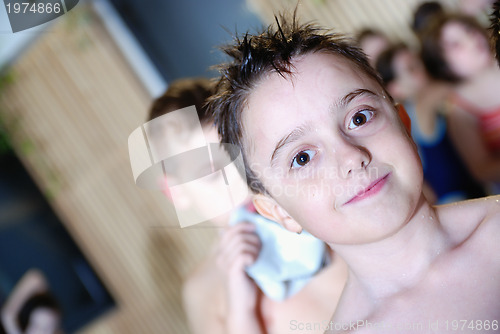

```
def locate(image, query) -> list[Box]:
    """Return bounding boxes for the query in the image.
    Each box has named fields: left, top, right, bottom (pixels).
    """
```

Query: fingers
left=216, top=222, right=261, bottom=272
left=221, top=223, right=261, bottom=251
left=219, top=222, right=259, bottom=246
left=224, top=237, right=260, bottom=271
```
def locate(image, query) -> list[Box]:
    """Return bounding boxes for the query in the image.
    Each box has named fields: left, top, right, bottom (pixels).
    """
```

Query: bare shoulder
left=436, top=196, right=500, bottom=244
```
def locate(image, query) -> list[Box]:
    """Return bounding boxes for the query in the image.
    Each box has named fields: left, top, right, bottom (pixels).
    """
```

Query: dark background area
left=108, top=0, right=263, bottom=81
left=0, top=152, right=115, bottom=333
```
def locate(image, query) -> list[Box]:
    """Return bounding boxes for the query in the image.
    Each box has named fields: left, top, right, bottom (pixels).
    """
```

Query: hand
left=216, top=222, right=262, bottom=325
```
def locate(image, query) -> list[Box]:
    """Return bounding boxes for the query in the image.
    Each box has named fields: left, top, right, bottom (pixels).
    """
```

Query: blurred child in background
left=1, top=270, right=61, bottom=334
left=355, top=28, right=390, bottom=68
left=421, top=13, right=500, bottom=193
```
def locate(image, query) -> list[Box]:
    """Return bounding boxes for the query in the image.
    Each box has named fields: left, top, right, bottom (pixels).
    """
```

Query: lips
left=344, top=173, right=390, bottom=206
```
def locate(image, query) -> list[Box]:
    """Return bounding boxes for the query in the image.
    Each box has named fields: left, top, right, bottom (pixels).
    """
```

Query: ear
left=396, top=103, right=411, bottom=135
left=252, top=194, right=303, bottom=234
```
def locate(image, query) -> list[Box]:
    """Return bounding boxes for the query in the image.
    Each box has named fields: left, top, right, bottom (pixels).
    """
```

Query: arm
left=182, top=262, right=226, bottom=334
left=217, top=223, right=262, bottom=334
left=1, top=269, right=49, bottom=334
left=447, top=105, right=500, bottom=183
left=182, top=223, right=264, bottom=334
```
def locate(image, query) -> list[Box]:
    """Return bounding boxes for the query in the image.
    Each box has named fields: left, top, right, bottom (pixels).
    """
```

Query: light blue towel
left=230, top=206, right=329, bottom=301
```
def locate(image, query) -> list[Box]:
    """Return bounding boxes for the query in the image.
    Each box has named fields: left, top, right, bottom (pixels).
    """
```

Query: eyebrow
left=269, top=89, right=379, bottom=166
left=270, top=124, right=312, bottom=166
left=333, top=88, right=379, bottom=110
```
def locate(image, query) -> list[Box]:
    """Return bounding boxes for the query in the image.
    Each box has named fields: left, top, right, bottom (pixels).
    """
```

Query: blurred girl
left=421, top=14, right=500, bottom=192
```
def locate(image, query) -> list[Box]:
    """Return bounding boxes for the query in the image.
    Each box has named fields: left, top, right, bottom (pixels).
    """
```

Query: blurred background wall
left=108, top=0, right=262, bottom=81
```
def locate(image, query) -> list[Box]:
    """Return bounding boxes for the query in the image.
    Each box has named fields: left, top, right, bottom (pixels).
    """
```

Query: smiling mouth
left=344, top=173, right=390, bottom=206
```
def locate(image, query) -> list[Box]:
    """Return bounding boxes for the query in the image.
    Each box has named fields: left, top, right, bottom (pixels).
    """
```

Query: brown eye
left=297, top=153, right=310, bottom=165
left=348, top=110, right=374, bottom=129
left=291, top=150, right=315, bottom=169
left=353, top=114, right=367, bottom=125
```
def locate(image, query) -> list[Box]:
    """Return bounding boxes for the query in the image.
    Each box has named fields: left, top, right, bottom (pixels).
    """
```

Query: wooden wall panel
left=1, top=5, right=217, bottom=334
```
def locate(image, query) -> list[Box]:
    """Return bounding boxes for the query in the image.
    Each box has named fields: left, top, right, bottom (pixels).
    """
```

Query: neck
left=410, top=74, right=432, bottom=101
left=330, top=195, right=450, bottom=300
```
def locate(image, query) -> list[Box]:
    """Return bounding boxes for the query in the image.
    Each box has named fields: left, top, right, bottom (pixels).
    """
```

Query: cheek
left=285, top=196, right=340, bottom=240
left=376, top=122, right=422, bottom=184
left=445, top=42, right=489, bottom=76
left=393, top=134, right=423, bottom=190
left=444, top=51, right=463, bottom=71
left=270, top=176, right=338, bottom=232
left=450, top=55, right=473, bottom=76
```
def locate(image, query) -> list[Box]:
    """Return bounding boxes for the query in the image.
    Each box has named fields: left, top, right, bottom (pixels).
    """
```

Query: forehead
left=241, top=52, right=384, bottom=149
left=442, top=21, right=464, bottom=35
left=441, top=20, right=477, bottom=41
left=244, top=52, right=382, bottom=119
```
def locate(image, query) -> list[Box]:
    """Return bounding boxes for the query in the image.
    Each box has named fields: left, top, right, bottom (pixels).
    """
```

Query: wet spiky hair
left=207, top=13, right=383, bottom=194
left=491, top=1, right=500, bottom=67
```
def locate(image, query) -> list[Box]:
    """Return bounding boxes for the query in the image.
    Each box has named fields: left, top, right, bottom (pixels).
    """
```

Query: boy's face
left=243, top=52, right=423, bottom=245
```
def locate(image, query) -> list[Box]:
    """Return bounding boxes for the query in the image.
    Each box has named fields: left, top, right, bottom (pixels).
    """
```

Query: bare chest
left=261, top=262, right=347, bottom=334
left=260, top=290, right=338, bottom=334
left=367, top=246, right=500, bottom=333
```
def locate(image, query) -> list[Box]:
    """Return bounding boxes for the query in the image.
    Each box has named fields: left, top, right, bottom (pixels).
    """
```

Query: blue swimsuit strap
left=406, top=102, right=446, bottom=146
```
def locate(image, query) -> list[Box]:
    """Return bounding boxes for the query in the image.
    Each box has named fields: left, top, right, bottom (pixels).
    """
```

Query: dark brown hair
left=412, top=1, right=444, bottom=37
left=147, top=77, right=214, bottom=124
left=376, top=43, right=409, bottom=86
left=17, top=292, right=60, bottom=332
left=420, top=14, right=490, bottom=82
left=208, top=14, right=385, bottom=194
left=491, top=0, right=500, bottom=67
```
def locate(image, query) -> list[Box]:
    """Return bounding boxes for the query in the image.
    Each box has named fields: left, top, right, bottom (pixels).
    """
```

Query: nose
left=337, top=137, right=371, bottom=178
